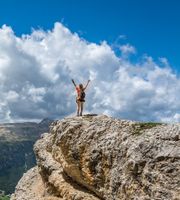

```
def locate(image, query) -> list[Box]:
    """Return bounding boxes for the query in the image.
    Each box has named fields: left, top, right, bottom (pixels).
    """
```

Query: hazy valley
left=0, top=119, right=53, bottom=194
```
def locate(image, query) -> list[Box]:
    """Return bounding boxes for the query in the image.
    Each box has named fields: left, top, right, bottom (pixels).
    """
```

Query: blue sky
left=1, top=0, right=180, bottom=122
left=0, top=0, right=180, bottom=70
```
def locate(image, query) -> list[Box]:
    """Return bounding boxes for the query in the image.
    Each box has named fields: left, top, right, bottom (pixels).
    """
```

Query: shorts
left=76, top=98, right=85, bottom=103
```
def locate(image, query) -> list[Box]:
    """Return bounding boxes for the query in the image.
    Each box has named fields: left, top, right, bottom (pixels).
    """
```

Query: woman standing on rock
left=72, top=79, right=90, bottom=116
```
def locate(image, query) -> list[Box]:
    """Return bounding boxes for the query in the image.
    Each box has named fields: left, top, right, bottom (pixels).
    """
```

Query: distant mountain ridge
left=0, top=118, right=53, bottom=194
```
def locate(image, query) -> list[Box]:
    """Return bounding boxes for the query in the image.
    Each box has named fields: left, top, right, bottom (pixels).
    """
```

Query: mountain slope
left=0, top=119, right=53, bottom=194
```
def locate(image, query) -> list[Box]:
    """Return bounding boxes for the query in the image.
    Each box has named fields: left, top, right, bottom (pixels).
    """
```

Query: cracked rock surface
left=11, top=115, right=180, bottom=200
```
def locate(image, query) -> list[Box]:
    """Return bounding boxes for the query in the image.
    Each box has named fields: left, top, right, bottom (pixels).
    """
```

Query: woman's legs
left=76, top=101, right=84, bottom=116
left=76, top=101, right=81, bottom=116
left=80, top=102, right=84, bottom=116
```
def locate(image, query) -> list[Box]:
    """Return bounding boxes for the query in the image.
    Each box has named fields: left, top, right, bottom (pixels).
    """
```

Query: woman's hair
left=79, top=84, right=83, bottom=90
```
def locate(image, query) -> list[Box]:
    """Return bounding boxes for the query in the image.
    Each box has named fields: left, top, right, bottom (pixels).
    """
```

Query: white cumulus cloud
left=0, top=22, right=180, bottom=122
left=120, top=44, right=136, bottom=56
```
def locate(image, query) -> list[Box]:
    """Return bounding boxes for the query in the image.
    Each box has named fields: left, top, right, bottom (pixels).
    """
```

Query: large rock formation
left=11, top=115, right=180, bottom=200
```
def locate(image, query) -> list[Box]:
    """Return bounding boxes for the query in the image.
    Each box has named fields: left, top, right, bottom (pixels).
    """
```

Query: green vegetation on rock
left=0, top=195, right=10, bottom=200
left=132, top=122, right=163, bottom=135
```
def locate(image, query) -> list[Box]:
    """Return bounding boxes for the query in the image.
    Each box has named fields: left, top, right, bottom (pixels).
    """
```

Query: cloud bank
left=0, top=22, right=180, bottom=122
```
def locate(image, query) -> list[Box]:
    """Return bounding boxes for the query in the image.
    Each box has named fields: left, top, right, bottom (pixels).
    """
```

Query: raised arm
left=84, top=80, right=90, bottom=90
left=71, top=79, right=77, bottom=88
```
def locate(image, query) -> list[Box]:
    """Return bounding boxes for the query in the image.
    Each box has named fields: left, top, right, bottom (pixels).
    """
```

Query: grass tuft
left=132, top=122, right=163, bottom=135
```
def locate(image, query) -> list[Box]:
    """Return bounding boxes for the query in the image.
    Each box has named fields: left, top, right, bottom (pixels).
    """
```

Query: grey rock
left=11, top=115, right=180, bottom=200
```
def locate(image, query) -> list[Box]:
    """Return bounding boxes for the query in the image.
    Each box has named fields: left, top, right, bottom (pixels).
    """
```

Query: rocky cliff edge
left=11, top=115, right=180, bottom=200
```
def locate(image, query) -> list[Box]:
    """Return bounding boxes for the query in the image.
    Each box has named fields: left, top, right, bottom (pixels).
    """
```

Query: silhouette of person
left=72, top=79, right=90, bottom=116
